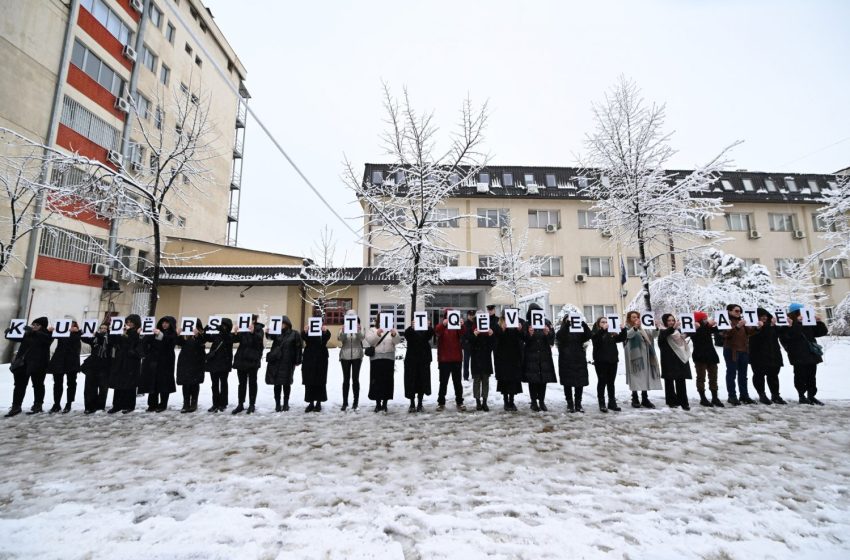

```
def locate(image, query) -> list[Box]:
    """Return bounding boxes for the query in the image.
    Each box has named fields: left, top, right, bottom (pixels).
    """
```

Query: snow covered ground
left=0, top=338, right=849, bottom=559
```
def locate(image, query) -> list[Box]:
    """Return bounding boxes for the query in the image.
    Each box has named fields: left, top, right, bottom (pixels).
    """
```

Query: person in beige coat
left=364, top=316, right=401, bottom=413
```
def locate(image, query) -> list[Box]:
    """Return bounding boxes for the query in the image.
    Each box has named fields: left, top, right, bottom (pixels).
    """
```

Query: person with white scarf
left=623, top=311, right=661, bottom=409
left=658, top=314, right=693, bottom=410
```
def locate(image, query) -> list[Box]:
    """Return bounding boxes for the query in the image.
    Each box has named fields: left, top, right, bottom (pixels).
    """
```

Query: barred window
left=368, top=303, right=406, bottom=331
left=314, top=298, right=353, bottom=325
left=39, top=227, right=105, bottom=264
left=60, top=96, right=121, bottom=151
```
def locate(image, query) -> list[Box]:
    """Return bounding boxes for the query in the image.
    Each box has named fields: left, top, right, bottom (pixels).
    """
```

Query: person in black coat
left=4, top=316, right=53, bottom=417
left=590, top=316, right=627, bottom=413
left=556, top=316, right=592, bottom=413
left=81, top=322, right=111, bottom=414
left=175, top=319, right=206, bottom=413
left=462, top=310, right=475, bottom=381
left=204, top=317, right=234, bottom=412
left=300, top=323, right=331, bottom=412
left=689, top=312, right=723, bottom=407
left=778, top=303, right=828, bottom=405
left=265, top=316, right=302, bottom=412
left=494, top=314, right=523, bottom=411
left=467, top=313, right=497, bottom=412
left=232, top=315, right=264, bottom=414
left=107, top=314, right=144, bottom=414
left=403, top=322, right=434, bottom=413
left=47, top=321, right=82, bottom=413
left=749, top=308, right=786, bottom=405
left=141, top=316, right=177, bottom=412
left=658, top=314, right=692, bottom=410
left=521, top=303, right=556, bottom=412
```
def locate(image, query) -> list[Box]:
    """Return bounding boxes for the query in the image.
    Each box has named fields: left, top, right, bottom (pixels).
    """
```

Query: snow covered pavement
left=1, top=340, right=849, bottom=559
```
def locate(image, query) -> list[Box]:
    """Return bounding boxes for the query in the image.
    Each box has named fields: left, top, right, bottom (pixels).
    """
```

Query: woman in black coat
left=265, top=316, right=302, bottom=412
left=204, top=317, right=234, bottom=413
left=521, top=303, right=556, bottom=412
left=141, top=316, right=177, bottom=412
left=590, top=317, right=627, bottom=413
left=689, top=312, right=723, bottom=407
left=494, top=315, right=523, bottom=411
left=556, top=317, right=592, bottom=413
left=403, top=323, right=434, bottom=413
left=658, top=314, right=692, bottom=410
left=81, top=323, right=110, bottom=414
left=749, top=308, right=786, bottom=405
left=175, top=319, right=206, bottom=413
left=778, top=304, right=828, bottom=405
left=232, top=316, right=265, bottom=414
left=108, top=314, right=144, bottom=414
left=47, top=322, right=82, bottom=413
left=300, top=324, right=331, bottom=412
left=467, top=317, right=497, bottom=412
left=4, top=316, right=53, bottom=416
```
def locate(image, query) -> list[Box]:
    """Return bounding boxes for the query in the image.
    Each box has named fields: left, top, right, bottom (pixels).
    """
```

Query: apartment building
left=361, top=164, right=849, bottom=323
left=0, top=0, right=249, bottom=344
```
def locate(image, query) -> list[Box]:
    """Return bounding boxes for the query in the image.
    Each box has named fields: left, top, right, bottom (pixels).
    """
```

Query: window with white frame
left=684, top=215, right=708, bottom=230
left=581, top=256, right=613, bottom=277
left=436, top=253, right=459, bottom=267
left=775, top=258, right=804, bottom=276
left=149, top=3, right=163, bottom=28
left=531, top=256, right=562, bottom=277
left=136, top=250, right=149, bottom=275
left=768, top=213, right=795, bottom=232
left=477, top=208, right=509, bottom=228
left=80, top=0, right=133, bottom=45
left=429, top=208, right=460, bottom=228
left=70, top=40, right=125, bottom=96
left=742, top=258, right=760, bottom=268
left=502, top=172, right=513, bottom=187
left=807, top=179, right=820, bottom=193
left=577, top=209, right=600, bottom=229
left=160, top=63, right=170, bottom=85
left=166, top=22, right=176, bottom=43
left=523, top=173, right=536, bottom=186
left=820, top=258, right=848, bottom=279
left=478, top=172, right=490, bottom=185
left=528, top=210, right=560, bottom=229
left=626, top=257, right=643, bottom=277
left=721, top=179, right=734, bottom=191
left=369, top=303, right=406, bottom=331
left=141, top=45, right=157, bottom=72
left=372, top=206, right=405, bottom=227
left=784, top=177, right=798, bottom=192
left=725, top=212, right=751, bottom=231
left=763, top=178, right=777, bottom=192
left=742, top=178, right=755, bottom=192
left=133, top=92, right=150, bottom=119
left=583, top=305, right=616, bottom=323
left=478, top=255, right=496, bottom=269
left=60, top=96, right=120, bottom=150
left=812, top=213, right=836, bottom=232
left=683, top=256, right=712, bottom=277
left=371, top=170, right=383, bottom=185
left=545, top=174, right=557, bottom=188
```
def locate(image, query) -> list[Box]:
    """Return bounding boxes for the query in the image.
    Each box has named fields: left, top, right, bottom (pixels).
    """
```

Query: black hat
left=486, top=304, right=496, bottom=311
left=756, top=307, right=773, bottom=320
left=32, top=316, right=48, bottom=329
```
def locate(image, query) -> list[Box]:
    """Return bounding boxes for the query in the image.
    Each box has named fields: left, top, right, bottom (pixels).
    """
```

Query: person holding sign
left=722, top=304, right=757, bottom=406
left=80, top=322, right=111, bottom=414
left=556, top=315, right=592, bottom=413
left=4, top=317, right=52, bottom=417
left=623, top=311, right=661, bottom=409
left=365, top=315, right=400, bottom=412
left=494, top=312, right=523, bottom=411
left=175, top=319, right=206, bottom=413
left=590, top=317, right=627, bottom=413
left=338, top=310, right=365, bottom=411
left=521, top=303, right=556, bottom=412
left=140, top=316, right=178, bottom=413
left=434, top=309, right=467, bottom=411
left=403, top=317, right=434, bottom=413
left=462, top=310, right=475, bottom=382
left=658, top=315, right=692, bottom=410
left=107, top=315, right=143, bottom=414
left=689, top=312, right=723, bottom=407
left=779, top=303, right=828, bottom=405
left=232, top=316, right=265, bottom=414
left=46, top=321, right=82, bottom=413
left=265, top=316, right=302, bottom=412
left=301, top=320, right=331, bottom=412
left=467, top=311, right=497, bottom=412
left=749, top=309, right=786, bottom=405
left=204, top=317, right=234, bottom=412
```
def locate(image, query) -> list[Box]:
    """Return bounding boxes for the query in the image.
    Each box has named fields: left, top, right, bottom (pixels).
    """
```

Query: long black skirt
left=368, top=359, right=394, bottom=401
left=404, top=361, right=431, bottom=398
left=304, top=384, right=327, bottom=402
left=496, top=379, right=523, bottom=396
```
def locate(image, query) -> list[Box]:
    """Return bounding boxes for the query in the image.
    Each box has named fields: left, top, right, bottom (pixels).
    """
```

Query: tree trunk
left=638, top=237, right=652, bottom=312
left=667, top=232, right=677, bottom=273
left=147, top=215, right=161, bottom=315
left=410, top=249, right=420, bottom=316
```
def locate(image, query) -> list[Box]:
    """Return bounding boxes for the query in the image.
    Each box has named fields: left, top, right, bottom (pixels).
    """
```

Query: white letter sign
left=82, top=319, right=98, bottom=337
left=714, top=311, right=731, bottom=330
left=53, top=319, right=71, bottom=338
left=237, top=313, right=252, bottom=332
left=476, top=313, right=489, bottom=333
left=308, top=317, right=323, bottom=336
left=268, top=316, right=283, bottom=335
left=530, top=310, right=545, bottom=330
left=413, top=311, right=428, bottom=331
left=109, top=317, right=125, bottom=335
left=140, top=316, right=155, bottom=336
left=344, top=314, right=359, bottom=334
left=640, top=312, right=656, bottom=330
left=678, top=314, right=696, bottom=333
left=6, top=319, right=26, bottom=339
left=180, top=317, right=197, bottom=336
left=742, top=308, right=758, bottom=326
left=606, top=314, right=621, bottom=333
left=379, top=312, right=394, bottom=331
left=447, top=309, right=461, bottom=330
left=504, top=308, right=520, bottom=329
left=568, top=313, right=583, bottom=333
left=801, top=307, right=816, bottom=326
left=207, top=316, right=222, bottom=334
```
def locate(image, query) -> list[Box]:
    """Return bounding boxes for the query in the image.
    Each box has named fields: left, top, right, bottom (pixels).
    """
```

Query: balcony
left=227, top=201, right=239, bottom=222
left=230, top=167, right=241, bottom=190
left=235, top=101, right=247, bottom=129
left=233, top=135, right=244, bottom=159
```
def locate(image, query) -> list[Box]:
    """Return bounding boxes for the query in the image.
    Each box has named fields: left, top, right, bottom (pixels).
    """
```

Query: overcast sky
left=204, top=0, right=850, bottom=263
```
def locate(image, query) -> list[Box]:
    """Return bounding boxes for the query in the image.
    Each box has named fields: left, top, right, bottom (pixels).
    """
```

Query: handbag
left=10, top=351, right=27, bottom=375
left=205, top=340, right=222, bottom=364
left=808, top=339, right=824, bottom=358
left=365, top=331, right=390, bottom=358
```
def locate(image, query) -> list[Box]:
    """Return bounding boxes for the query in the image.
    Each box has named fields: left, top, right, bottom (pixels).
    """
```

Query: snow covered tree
left=300, top=226, right=348, bottom=321
left=738, top=263, right=776, bottom=308
left=812, top=174, right=850, bottom=334
left=828, top=294, right=850, bottom=336
left=580, top=76, right=739, bottom=311
left=486, top=227, right=544, bottom=306
left=345, top=83, right=489, bottom=312
left=774, top=260, right=824, bottom=309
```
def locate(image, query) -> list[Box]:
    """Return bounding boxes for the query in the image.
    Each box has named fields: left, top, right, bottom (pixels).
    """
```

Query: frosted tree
left=300, top=226, right=348, bottom=321
left=774, top=260, right=824, bottom=309
left=344, top=83, right=488, bottom=312
left=580, top=76, right=739, bottom=311
left=486, top=227, right=544, bottom=306
left=738, top=264, right=776, bottom=308
left=812, top=174, right=850, bottom=334
left=828, top=295, right=850, bottom=336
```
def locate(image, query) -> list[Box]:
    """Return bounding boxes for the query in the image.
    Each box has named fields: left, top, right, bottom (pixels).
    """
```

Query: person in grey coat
left=338, top=310, right=364, bottom=411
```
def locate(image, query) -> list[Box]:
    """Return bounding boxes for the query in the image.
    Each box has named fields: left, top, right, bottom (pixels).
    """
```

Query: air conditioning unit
left=129, top=0, right=143, bottom=13
left=748, top=230, right=761, bottom=239
left=601, top=229, right=612, bottom=238
left=120, top=269, right=135, bottom=281
left=499, top=225, right=511, bottom=237
left=90, top=263, right=110, bottom=277
left=823, top=277, right=834, bottom=286
left=114, top=97, right=130, bottom=113
left=545, top=224, right=558, bottom=234
left=476, top=183, right=489, bottom=193
left=122, top=44, right=137, bottom=62
left=793, top=230, right=806, bottom=239
left=574, top=273, right=586, bottom=283
left=107, top=150, right=123, bottom=165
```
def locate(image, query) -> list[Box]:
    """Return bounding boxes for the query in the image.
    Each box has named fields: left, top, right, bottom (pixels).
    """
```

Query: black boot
left=282, top=398, right=289, bottom=412
left=728, top=395, right=741, bottom=406
left=341, top=399, right=348, bottom=412
left=26, top=405, right=43, bottom=415
left=758, top=393, right=772, bottom=405
left=530, top=399, right=540, bottom=412
left=416, top=396, right=424, bottom=413
left=598, top=398, right=608, bottom=413
left=710, top=391, right=724, bottom=407
left=315, top=402, right=322, bottom=412
left=475, top=398, right=482, bottom=411
left=607, top=399, right=621, bottom=412
left=565, top=393, right=575, bottom=414
left=538, top=400, right=548, bottom=412
left=305, top=402, right=315, bottom=413
left=232, top=404, right=245, bottom=415
left=62, top=402, right=72, bottom=413
left=772, top=395, right=787, bottom=405
left=504, top=395, right=510, bottom=411
left=699, top=391, right=712, bottom=407
left=631, top=392, right=641, bottom=408
left=274, top=398, right=281, bottom=413
left=481, top=400, right=489, bottom=412
left=640, top=392, right=655, bottom=409
left=247, top=405, right=255, bottom=414
left=409, top=399, right=416, bottom=413
left=575, top=388, right=584, bottom=413
left=49, top=404, right=61, bottom=414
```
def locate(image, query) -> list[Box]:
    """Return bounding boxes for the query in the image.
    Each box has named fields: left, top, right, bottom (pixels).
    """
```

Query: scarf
left=667, top=329, right=692, bottom=364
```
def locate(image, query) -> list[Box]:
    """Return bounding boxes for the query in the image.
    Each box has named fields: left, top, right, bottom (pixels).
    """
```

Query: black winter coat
left=591, top=327, right=626, bottom=365
left=658, top=327, right=693, bottom=380
left=140, top=316, right=177, bottom=394
left=47, top=331, right=81, bottom=375
left=521, top=320, right=556, bottom=384
left=81, top=332, right=110, bottom=375
left=494, top=327, right=524, bottom=383
left=204, top=328, right=234, bottom=374
left=300, top=329, right=330, bottom=386
left=7, top=327, right=53, bottom=375
left=265, top=329, right=302, bottom=385
left=108, top=329, right=143, bottom=390
left=749, top=324, right=784, bottom=370
left=233, top=324, right=265, bottom=370
left=556, top=322, right=592, bottom=387
left=467, top=327, right=496, bottom=378
left=175, top=334, right=206, bottom=385
left=403, top=326, right=434, bottom=397
left=779, top=321, right=828, bottom=366
left=690, top=323, right=720, bottom=364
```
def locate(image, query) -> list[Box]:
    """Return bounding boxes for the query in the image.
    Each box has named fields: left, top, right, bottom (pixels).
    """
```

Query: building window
left=70, top=40, right=125, bottom=97
left=39, top=227, right=105, bottom=264
left=742, top=178, right=755, bottom=192
left=721, top=179, right=734, bottom=191
left=194, top=56, right=202, bottom=67
left=768, top=213, right=795, bottom=232
left=784, top=177, right=798, bottom=192
left=523, top=173, right=536, bottom=186
left=743, top=258, right=760, bottom=268
left=476, top=208, right=510, bottom=228
left=532, top=256, right=563, bottom=277
left=80, top=0, right=133, bottom=45
left=438, top=254, right=460, bottom=267
left=368, top=303, right=406, bottom=331
left=315, top=298, right=353, bottom=325
left=545, top=174, right=557, bottom=188
left=502, top=173, right=513, bottom=187
left=371, top=170, right=383, bottom=185
left=136, top=250, right=149, bottom=275
left=763, top=178, right=777, bottom=192
left=60, top=96, right=120, bottom=150
left=821, top=259, right=848, bottom=279
left=684, top=215, right=708, bottom=230
left=625, top=257, right=644, bottom=277
left=429, top=208, right=460, bottom=228
left=775, top=258, right=804, bottom=276
left=149, top=3, right=163, bottom=28
left=166, top=22, right=176, bottom=44
left=154, top=106, right=163, bottom=129
left=478, top=255, right=495, bottom=269
left=133, top=92, right=150, bottom=119
left=725, top=213, right=751, bottom=232
left=581, top=256, right=613, bottom=277
left=372, top=206, right=404, bottom=227
left=577, top=209, right=600, bottom=229
left=812, top=213, right=836, bottom=232
left=577, top=177, right=589, bottom=189
left=185, top=43, right=193, bottom=55
left=159, top=63, right=170, bottom=86
left=806, top=179, right=820, bottom=193
left=583, top=305, right=616, bottom=323
left=141, top=45, right=157, bottom=73
left=478, top=172, right=490, bottom=185
left=528, top=210, right=560, bottom=229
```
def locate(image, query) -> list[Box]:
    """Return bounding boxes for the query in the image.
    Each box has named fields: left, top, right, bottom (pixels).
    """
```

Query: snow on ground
left=0, top=339, right=849, bottom=559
